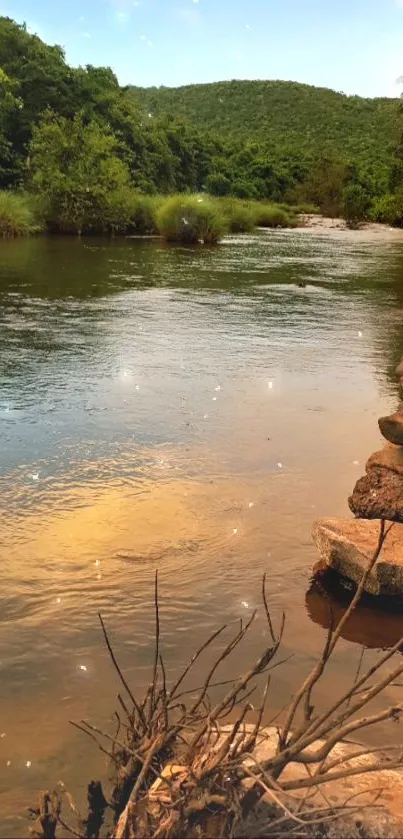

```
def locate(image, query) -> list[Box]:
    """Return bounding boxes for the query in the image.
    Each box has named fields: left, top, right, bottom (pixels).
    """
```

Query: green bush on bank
left=0, top=189, right=304, bottom=241
left=103, top=189, right=161, bottom=235
left=0, top=190, right=42, bottom=236
left=156, top=195, right=227, bottom=244
left=292, top=202, right=321, bottom=215
left=216, top=197, right=255, bottom=233
left=370, top=193, right=403, bottom=227
left=251, top=202, right=297, bottom=228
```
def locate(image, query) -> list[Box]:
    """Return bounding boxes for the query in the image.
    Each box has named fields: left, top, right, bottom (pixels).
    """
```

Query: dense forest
left=1, top=14, right=403, bottom=237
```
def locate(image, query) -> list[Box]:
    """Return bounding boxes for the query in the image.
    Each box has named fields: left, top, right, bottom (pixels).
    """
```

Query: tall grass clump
left=104, top=189, right=161, bottom=235
left=292, top=202, right=321, bottom=215
left=215, top=197, right=255, bottom=232
left=0, top=191, right=42, bottom=236
left=156, top=195, right=227, bottom=244
left=252, top=202, right=297, bottom=228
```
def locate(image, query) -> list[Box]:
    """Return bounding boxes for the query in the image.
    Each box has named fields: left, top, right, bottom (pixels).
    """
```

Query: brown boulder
left=348, top=443, right=403, bottom=522
left=378, top=408, right=403, bottom=446
left=366, top=442, right=403, bottom=475
left=348, top=467, right=403, bottom=522
left=313, top=517, right=403, bottom=595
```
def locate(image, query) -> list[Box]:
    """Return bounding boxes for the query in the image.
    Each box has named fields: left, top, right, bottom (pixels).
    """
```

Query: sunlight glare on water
left=1, top=227, right=403, bottom=833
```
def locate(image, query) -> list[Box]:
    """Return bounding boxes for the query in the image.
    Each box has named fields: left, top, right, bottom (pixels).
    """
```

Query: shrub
left=205, top=173, right=232, bottom=196
left=232, top=180, right=258, bottom=200
left=216, top=197, right=255, bottom=232
left=104, top=189, right=160, bottom=234
left=251, top=202, right=295, bottom=228
left=342, top=183, right=370, bottom=229
left=156, top=195, right=227, bottom=244
left=0, top=190, right=42, bottom=236
left=370, top=193, right=403, bottom=227
left=292, top=202, right=321, bottom=214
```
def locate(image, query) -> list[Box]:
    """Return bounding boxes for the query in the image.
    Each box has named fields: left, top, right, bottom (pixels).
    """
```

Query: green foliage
left=156, top=195, right=227, bottom=244
left=294, top=155, right=348, bottom=217
left=103, top=188, right=160, bottom=234
left=342, top=183, right=371, bottom=228
left=205, top=172, right=232, bottom=196
left=130, top=80, right=397, bottom=174
left=370, top=193, right=403, bottom=227
left=292, top=202, right=321, bottom=214
left=30, top=112, right=130, bottom=233
left=216, top=197, right=255, bottom=232
left=251, top=203, right=295, bottom=228
left=0, top=14, right=401, bottom=229
left=0, top=189, right=42, bottom=235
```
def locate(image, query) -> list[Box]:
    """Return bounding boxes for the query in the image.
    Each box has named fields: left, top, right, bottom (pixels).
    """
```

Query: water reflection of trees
left=2, top=233, right=403, bottom=396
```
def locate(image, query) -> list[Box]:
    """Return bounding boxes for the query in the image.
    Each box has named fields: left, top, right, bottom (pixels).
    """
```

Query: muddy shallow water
left=1, top=228, right=403, bottom=835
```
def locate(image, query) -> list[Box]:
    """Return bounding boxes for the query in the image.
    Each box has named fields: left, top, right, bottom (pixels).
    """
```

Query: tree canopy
left=0, top=14, right=402, bottom=223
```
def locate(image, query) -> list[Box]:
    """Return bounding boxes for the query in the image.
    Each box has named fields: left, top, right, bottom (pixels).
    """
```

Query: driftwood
left=29, top=522, right=403, bottom=838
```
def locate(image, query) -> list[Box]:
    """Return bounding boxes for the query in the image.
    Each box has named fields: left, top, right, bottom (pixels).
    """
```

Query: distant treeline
left=1, top=15, right=403, bottom=234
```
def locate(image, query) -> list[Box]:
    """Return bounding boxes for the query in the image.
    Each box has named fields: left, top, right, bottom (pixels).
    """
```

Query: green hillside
left=129, top=79, right=399, bottom=166
left=1, top=14, right=403, bottom=231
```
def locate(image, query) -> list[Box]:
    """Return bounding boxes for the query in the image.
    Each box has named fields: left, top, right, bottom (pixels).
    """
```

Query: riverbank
left=299, top=213, right=403, bottom=237
left=3, top=193, right=403, bottom=244
left=0, top=190, right=302, bottom=241
left=28, top=581, right=403, bottom=839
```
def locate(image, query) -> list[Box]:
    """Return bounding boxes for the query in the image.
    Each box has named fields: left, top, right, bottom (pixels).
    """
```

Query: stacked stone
left=312, top=357, right=403, bottom=598
left=349, top=358, right=403, bottom=523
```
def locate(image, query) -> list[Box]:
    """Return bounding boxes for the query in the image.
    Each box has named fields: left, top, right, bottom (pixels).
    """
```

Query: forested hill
left=1, top=14, right=403, bottom=227
left=129, top=80, right=398, bottom=163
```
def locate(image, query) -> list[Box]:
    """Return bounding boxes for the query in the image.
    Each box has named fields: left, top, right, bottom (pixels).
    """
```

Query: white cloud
left=116, top=10, right=129, bottom=22
left=140, top=33, right=146, bottom=40
left=147, top=40, right=153, bottom=46
left=81, top=32, right=92, bottom=38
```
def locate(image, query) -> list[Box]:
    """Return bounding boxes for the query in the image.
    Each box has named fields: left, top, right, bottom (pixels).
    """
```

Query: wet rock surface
left=314, top=354, right=403, bottom=591
left=313, top=517, right=403, bottom=596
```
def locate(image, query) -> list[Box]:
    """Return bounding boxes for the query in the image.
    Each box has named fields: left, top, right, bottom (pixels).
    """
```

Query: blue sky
left=2, top=0, right=403, bottom=97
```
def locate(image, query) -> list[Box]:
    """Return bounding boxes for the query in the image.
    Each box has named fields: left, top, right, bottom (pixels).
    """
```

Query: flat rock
left=378, top=408, right=403, bottom=446
left=313, top=517, right=403, bottom=595
left=229, top=725, right=403, bottom=836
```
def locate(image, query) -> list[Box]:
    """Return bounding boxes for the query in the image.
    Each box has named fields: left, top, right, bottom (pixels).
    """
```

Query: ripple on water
left=1, top=229, right=403, bottom=835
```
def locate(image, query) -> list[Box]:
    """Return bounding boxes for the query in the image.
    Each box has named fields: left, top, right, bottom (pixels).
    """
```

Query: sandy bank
left=298, top=214, right=403, bottom=238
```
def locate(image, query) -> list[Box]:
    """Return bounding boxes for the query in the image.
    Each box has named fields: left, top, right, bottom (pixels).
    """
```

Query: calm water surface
left=2, top=228, right=403, bottom=835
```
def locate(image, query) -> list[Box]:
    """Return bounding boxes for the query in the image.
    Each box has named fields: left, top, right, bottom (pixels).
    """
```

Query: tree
left=0, top=67, right=23, bottom=186
left=205, top=172, right=232, bottom=196
left=342, top=183, right=370, bottom=228
left=0, top=17, right=78, bottom=152
left=30, top=112, right=130, bottom=232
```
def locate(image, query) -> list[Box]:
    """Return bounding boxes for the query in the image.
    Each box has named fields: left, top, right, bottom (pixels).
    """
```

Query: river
left=1, top=227, right=403, bottom=835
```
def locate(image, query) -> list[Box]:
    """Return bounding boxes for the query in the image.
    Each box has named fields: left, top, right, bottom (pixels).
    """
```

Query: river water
left=1, top=228, right=403, bottom=835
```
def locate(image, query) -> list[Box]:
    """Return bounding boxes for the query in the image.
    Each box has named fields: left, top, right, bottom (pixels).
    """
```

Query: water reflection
left=306, top=568, right=403, bottom=650
left=2, top=228, right=403, bottom=834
